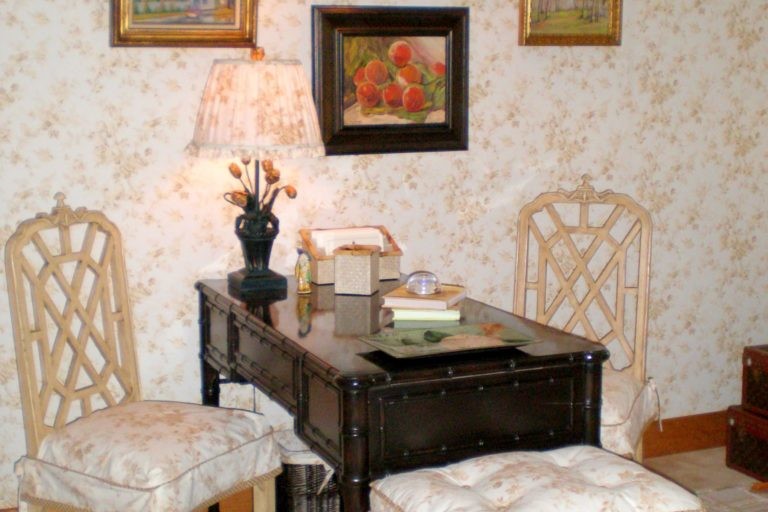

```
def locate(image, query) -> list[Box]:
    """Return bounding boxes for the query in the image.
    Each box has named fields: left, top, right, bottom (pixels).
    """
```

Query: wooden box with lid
left=726, top=405, right=768, bottom=480
left=726, top=345, right=768, bottom=480
left=742, top=344, right=768, bottom=417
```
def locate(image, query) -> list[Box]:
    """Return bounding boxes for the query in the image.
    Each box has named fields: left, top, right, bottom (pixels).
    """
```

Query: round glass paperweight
left=406, top=271, right=441, bottom=295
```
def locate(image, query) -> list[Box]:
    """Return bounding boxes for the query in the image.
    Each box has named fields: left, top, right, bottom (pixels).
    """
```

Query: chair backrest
left=514, top=175, right=652, bottom=382
left=5, top=193, right=141, bottom=456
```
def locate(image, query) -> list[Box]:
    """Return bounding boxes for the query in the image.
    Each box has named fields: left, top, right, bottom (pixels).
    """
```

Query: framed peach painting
left=520, top=0, right=622, bottom=46
left=312, top=6, right=469, bottom=155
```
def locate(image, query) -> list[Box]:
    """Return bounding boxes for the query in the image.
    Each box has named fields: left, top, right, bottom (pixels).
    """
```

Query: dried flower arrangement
left=223, top=157, right=297, bottom=235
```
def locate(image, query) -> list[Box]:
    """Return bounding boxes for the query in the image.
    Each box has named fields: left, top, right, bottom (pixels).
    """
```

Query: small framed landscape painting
left=111, top=0, right=256, bottom=47
left=519, top=0, right=622, bottom=46
left=312, top=6, right=469, bottom=155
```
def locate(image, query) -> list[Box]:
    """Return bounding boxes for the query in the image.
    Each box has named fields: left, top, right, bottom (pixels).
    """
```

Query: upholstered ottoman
left=370, top=445, right=704, bottom=512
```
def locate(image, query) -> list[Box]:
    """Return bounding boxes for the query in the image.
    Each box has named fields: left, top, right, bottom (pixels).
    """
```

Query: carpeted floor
left=697, top=486, right=768, bottom=512
left=644, top=446, right=766, bottom=512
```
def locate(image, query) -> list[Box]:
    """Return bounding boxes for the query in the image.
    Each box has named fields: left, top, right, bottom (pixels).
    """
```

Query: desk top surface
left=197, top=278, right=609, bottom=380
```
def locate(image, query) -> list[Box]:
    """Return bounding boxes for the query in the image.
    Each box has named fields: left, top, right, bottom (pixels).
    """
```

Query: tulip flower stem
left=253, top=160, right=260, bottom=203
left=238, top=177, right=252, bottom=196
left=243, top=159, right=258, bottom=203
left=261, top=183, right=273, bottom=209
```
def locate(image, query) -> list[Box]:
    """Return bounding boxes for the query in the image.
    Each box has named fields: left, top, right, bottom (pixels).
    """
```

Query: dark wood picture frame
left=111, top=0, right=257, bottom=47
left=312, top=6, right=469, bottom=155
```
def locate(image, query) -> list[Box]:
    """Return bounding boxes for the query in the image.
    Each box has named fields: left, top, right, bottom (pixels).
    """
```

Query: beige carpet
left=697, top=486, right=768, bottom=512
left=644, top=447, right=766, bottom=512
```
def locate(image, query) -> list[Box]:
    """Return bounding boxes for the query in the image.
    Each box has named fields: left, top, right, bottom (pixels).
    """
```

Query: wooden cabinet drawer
left=726, top=405, right=768, bottom=480
left=235, top=321, right=300, bottom=413
left=300, top=362, right=342, bottom=461
left=367, top=365, right=582, bottom=475
left=203, top=300, right=231, bottom=374
left=743, top=345, right=768, bottom=417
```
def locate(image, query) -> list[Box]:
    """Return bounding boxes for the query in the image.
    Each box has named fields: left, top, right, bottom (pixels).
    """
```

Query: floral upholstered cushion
left=601, top=368, right=660, bottom=457
left=370, top=445, right=703, bottom=512
left=15, top=400, right=282, bottom=512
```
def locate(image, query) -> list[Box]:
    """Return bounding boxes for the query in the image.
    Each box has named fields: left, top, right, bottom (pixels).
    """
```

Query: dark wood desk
left=196, top=279, right=609, bottom=512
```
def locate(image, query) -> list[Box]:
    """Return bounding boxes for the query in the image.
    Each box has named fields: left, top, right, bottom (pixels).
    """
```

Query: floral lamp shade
left=186, top=57, right=325, bottom=160
left=187, top=52, right=325, bottom=299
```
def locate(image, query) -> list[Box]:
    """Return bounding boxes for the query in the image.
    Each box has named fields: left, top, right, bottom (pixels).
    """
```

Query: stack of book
left=382, top=283, right=466, bottom=328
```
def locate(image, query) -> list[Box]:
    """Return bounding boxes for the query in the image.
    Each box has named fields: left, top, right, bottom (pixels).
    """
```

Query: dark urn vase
left=238, top=226, right=277, bottom=275
left=228, top=211, right=287, bottom=299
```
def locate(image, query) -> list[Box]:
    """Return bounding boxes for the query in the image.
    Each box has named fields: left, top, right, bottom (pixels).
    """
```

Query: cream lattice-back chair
left=5, top=193, right=281, bottom=511
left=514, top=175, right=659, bottom=460
left=368, top=176, right=701, bottom=512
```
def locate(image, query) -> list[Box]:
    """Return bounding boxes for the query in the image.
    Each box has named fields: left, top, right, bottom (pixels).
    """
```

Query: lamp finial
left=251, top=47, right=265, bottom=61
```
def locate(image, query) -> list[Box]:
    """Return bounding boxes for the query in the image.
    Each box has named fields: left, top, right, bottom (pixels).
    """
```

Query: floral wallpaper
left=0, top=0, right=766, bottom=505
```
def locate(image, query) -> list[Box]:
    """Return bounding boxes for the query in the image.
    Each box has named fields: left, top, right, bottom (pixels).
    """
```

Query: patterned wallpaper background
left=1, top=0, right=766, bottom=505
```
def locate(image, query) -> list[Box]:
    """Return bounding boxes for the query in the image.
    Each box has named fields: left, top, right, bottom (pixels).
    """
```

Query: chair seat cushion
left=15, top=400, right=282, bottom=511
left=370, top=445, right=703, bottom=512
left=274, top=428, right=332, bottom=468
left=601, top=368, right=660, bottom=457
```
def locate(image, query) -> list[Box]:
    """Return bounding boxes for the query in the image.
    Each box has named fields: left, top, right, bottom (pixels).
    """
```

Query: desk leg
left=339, top=479, right=368, bottom=512
left=339, top=385, right=371, bottom=512
left=201, top=357, right=221, bottom=406
left=199, top=289, right=220, bottom=407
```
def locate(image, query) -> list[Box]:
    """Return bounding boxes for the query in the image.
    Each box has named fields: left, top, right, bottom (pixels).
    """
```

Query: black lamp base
left=227, top=268, right=288, bottom=301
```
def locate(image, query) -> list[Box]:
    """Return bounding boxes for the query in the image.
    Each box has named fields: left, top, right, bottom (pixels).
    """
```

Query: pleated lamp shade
left=187, top=57, right=325, bottom=160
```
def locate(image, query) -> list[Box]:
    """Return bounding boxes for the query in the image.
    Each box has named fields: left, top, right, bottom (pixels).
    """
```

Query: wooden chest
left=726, top=406, right=768, bottom=481
left=743, top=344, right=768, bottom=417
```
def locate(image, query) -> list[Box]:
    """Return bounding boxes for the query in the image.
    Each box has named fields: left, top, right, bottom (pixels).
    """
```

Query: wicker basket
left=276, top=463, right=340, bottom=512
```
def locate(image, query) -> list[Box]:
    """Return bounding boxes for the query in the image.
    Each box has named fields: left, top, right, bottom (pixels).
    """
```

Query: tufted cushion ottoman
left=369, top=445, right=704, bottom=512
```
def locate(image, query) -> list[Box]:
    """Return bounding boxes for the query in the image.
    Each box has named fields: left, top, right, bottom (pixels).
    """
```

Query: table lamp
left=187, top=48, right=325, bottom=299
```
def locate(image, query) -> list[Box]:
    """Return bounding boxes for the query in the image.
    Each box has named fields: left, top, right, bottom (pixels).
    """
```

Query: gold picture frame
left=520, top=0, right=622, bottom=46
left=111, top=0, right=256, bottom=47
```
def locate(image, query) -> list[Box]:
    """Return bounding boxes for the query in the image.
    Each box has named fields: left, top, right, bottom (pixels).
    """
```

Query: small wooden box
left=726, top=405, right=768, bottom=480
left=299, top=226, right=402, bottom=285
left=743, top=344, right=768, bottom=417
left=333, top=244, right=379, bottom=296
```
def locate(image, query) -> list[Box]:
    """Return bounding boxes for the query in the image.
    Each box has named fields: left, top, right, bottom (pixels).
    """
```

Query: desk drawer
left=368, top=366, right=582, bottom=474
left=235, top=322, right=300, bottom=413
left=203, top=300, right=231, bottom=374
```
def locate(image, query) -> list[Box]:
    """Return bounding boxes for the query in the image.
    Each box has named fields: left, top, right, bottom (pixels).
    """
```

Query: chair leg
left=252, top=477, right=276, bottom=512
left=634, top=438, right=645, bottom=463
